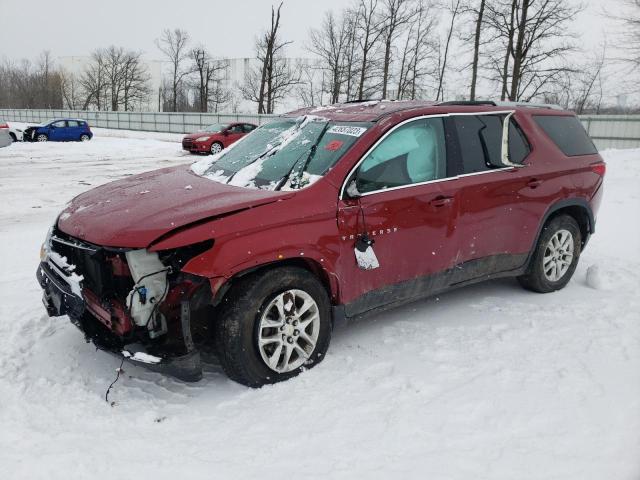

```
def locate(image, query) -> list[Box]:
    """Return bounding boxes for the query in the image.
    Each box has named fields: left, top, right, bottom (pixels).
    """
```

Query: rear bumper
left=36, top=262, right=203, bottom=382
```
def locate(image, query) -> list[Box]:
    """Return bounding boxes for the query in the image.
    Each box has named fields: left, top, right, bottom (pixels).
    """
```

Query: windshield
left=201, top=123, right=227, bottom=133
left=192, top=116, right=371, bottom=190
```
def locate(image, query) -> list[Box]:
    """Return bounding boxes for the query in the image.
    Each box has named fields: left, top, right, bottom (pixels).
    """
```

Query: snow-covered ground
left=0, top=134, right=638, bottom=480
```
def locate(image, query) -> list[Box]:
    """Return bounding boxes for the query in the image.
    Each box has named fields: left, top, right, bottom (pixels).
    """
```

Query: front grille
left=49, top=228, right=133, bottom=300
left=182, top=138, right=193, bottom=150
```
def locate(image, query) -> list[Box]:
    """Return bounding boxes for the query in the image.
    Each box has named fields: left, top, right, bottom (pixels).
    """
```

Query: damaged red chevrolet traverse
left=37, top=100, right=605, bottom=386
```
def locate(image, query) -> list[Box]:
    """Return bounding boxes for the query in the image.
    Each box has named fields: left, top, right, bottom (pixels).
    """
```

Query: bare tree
left=191, top=47, right=229, bottom=112
left=469, top=0, right=486, bottom=100
left=485, top=0, right=581, bottom=102
left=80, top=49, right=109, bottom=110
left=435, top=0, right=462, bottom=101
left=308, top=11, right=351, bottom=103
left=609, top=1, right=640, bottom=68
left=242, top=3, right=300, bottom=113
left=156, top=28, right=191, bottom=112
left=121, top=51, right=151, bottom=111
left=380, top=0, right=412, bottom=99
left=60, top=68, right=81, bottom=109
left=355, top=0, right=385, bottom=100
left=396, top=0, right=438, bottom=99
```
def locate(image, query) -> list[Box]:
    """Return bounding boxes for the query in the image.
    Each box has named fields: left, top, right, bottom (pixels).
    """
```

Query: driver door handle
left=429, top=196, right=453, bottom=208
left=527, top=178, right=543, bottom=189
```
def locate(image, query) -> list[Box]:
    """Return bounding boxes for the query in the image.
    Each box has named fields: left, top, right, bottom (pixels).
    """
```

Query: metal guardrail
left=0, top=109, right=278, bottom=134
left=2, top=109, right=640, bottom=149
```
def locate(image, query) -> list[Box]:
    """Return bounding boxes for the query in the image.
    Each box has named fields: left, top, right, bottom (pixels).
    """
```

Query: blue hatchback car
left=24, top=119, right=93, bottom=142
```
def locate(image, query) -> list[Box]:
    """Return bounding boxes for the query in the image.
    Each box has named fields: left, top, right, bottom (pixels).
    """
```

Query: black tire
left=518, top=214, right=582, bottom=293
left=214, top=266, right=332, bottom=387
left=9, top=132, right=16, bottom=142
left=79, top=134, right=90, bottom=142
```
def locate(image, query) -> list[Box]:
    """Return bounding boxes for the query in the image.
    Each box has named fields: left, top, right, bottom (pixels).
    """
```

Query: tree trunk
left=470, top=0, right=485, bottom=101
left=436, top=0, right=460, bottom=102
left=509, top=0, right=530, bottom=101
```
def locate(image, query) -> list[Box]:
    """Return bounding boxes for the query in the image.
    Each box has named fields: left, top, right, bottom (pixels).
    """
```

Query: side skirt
left=336, top=253, right=528, bottom=322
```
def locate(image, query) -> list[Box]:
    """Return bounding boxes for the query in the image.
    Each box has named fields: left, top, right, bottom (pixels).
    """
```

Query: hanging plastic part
left=355, top=234, right=380, bottom=270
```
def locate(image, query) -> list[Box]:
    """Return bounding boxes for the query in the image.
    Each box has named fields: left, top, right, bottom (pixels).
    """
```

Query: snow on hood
left=57, top=164, right=293, bottom=248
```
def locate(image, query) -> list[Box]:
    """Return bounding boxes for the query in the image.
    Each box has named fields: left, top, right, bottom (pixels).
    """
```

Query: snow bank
left=0, top=142, right=639, bottom=480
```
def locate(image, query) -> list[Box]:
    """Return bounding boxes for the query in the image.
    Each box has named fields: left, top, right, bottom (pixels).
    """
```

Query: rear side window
left=508, top=121, right=530, bottom=164
left=454, top=115, right=503, bottom=173
left=67, top=120, right=79, bottom=127
left=533, top=115, right=597, bottom=156
left=455, top=115, right=531, bottom=173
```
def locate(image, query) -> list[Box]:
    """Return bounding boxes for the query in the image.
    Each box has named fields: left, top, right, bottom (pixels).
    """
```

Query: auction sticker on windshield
left=328, top=125, right=368, bottom=137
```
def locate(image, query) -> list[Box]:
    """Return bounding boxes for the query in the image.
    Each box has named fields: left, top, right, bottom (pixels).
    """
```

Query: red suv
left=182, top=122, right=257, bottom=155
left=37, top=100, right=605, bottom=386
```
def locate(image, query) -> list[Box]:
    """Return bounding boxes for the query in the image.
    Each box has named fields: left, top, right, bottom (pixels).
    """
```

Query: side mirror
left=345, top=179, right=361, bottom=199
left=223, top=130, right=230, bottom=136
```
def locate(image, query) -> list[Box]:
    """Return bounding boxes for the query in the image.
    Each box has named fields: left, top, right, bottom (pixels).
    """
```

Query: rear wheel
left=210, top=142, right=223, bottom=155
left=80, top=134, right=90, bottom=142
left=214, top=267, right=332, bottom=387
left=518, top=214, right=582, bottom=293
left=36, top=134, right=48, bottom=142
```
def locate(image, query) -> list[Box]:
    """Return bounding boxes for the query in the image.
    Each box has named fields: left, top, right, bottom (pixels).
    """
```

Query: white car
left=0, top=121, right=24, bottom=142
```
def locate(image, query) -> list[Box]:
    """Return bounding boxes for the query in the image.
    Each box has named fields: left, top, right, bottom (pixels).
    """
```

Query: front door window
left=355, top=118, right=447, bottom=194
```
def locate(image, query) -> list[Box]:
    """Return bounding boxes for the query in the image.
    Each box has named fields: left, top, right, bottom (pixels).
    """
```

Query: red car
left=182, top=122, right=257, bottom=155
left=37, top=100, right=605, bottom=386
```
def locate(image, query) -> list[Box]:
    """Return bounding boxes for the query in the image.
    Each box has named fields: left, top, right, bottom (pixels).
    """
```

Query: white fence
left=0, top=109, right=277, bottom=134
left=1, top=108, right=640, bottom=150
left=579, top=115, right=640, bottom=150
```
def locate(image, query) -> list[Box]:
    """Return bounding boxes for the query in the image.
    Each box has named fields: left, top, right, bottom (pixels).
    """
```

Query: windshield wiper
left=224, top=144, right=279, bottom=185
left=274, top=122, right=331, bottom=191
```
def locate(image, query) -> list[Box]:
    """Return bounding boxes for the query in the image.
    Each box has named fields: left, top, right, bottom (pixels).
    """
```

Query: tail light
left=0, top=122, right=8, bottom=129
left=591, top=163, right=606, bottom=177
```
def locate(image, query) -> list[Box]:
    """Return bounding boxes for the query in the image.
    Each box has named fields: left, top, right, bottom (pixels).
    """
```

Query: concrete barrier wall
left=0, top=109, right=277, bottom=134
left=2, top=108, right=640, bottom=150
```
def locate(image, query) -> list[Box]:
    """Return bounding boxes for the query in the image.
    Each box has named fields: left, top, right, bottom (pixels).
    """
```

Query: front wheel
left=210, top=142, right=223, bottom=155
left=36, top=134, right=48, bottom=142
left=215, top=267, right=332, bottom=387
left=518, top=214, right=582, bottom=293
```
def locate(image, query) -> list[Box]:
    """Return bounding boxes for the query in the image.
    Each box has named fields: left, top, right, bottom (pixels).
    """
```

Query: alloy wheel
left=543, top=229, right=574, bottom=282
left=257, top=289, right=320, bottom=373
left=210, top=143, right=222, bottom=155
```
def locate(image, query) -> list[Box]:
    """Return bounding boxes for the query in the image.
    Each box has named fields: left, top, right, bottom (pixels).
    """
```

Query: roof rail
left=438, top=100, right=496, bottom=107
left=493, top=101, right=564, bottom=110
left=437, top=100, right=564, bottom=110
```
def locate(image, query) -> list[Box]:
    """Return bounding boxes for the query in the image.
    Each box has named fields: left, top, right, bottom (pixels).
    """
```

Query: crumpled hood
left=57, top=164, right=292, bottom=248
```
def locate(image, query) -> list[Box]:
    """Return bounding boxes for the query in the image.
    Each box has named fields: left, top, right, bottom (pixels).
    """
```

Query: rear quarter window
left=533, top=115, right=597, bottom=156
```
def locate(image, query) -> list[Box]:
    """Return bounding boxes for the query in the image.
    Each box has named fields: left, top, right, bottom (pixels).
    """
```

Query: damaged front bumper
left=36, top=261, right=203, bottom=382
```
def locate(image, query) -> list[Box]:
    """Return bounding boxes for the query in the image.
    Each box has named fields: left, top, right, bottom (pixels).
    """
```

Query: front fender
left=179, top=215, right=342, bottom=301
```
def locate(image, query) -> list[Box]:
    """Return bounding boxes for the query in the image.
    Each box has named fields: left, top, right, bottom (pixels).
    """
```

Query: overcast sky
left=0, top=0, right=616, bottom=59
left=0, top=0, right=630, bottom=102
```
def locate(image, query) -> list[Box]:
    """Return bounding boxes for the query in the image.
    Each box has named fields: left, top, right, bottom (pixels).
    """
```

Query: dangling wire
left=105, top=356, right=126, bottom=405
